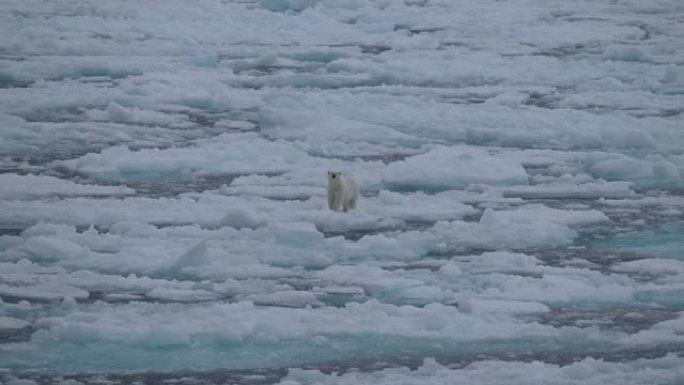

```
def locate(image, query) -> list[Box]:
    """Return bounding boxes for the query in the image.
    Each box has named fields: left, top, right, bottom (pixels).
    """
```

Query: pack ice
left=1, top=0, right=684, bottom=383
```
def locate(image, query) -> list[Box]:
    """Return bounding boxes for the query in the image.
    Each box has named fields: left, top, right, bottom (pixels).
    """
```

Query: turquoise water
left=583, top=226, right=684, bottom=260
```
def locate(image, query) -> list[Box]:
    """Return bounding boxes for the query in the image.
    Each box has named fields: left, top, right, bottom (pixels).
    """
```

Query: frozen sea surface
left=1, top=0, right=684, bottom=383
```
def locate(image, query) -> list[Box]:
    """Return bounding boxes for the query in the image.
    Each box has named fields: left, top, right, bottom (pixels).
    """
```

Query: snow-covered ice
left=1, top=0, right=684, bottom=383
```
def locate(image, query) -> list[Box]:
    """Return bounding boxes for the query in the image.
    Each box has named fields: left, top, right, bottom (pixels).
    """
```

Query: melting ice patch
left=500, top=181, right=635, bottom=200
left=259, top=0, right=320, bottom=13
left=588, top=227, right=684, bottom=260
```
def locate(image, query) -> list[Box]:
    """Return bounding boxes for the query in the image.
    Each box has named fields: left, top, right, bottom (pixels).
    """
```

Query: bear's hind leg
left=349, top=195, right=357, bottom=210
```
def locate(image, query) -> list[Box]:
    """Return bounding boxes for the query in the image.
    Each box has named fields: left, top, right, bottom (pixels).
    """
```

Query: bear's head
left=327, top=171, right=342, bottom=183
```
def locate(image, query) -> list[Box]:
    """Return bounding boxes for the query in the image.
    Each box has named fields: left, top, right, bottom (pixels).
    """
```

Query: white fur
left=327, top=171, right=359, bottom=212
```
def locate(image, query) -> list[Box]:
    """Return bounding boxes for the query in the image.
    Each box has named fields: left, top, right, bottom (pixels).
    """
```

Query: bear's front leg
left=334, top=196, right=343, bottom=212
left=329, top=191, right=342, bottom=212
left=328, top=191, right=336, bottom=211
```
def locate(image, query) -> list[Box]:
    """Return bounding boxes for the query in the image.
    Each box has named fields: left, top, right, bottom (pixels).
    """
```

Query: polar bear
left=327, top=171, right=359, bottom=212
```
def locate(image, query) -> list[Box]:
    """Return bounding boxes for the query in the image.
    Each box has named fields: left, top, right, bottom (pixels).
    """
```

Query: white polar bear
left=327, top=171, right=359, bottom=212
